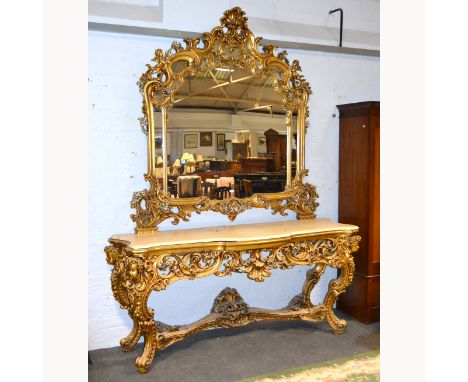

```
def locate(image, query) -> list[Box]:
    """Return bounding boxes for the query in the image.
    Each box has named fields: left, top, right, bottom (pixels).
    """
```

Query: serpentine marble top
left=109, top=218, right=358, bottom=253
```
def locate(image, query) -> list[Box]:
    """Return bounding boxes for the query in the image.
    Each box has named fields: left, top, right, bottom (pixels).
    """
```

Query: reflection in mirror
left=154, top=62, right=297, bottom=200
left=291, top=110, right=298, bottom=180
left=153, top=107, right=165, bottom=187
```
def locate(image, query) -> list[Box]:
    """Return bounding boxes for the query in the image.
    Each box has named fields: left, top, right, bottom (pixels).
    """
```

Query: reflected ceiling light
left=215, top=68, right=234, bottom=72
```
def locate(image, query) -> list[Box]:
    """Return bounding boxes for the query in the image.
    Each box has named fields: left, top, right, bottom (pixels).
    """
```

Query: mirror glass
left=154, top=60, right=297, bottom=199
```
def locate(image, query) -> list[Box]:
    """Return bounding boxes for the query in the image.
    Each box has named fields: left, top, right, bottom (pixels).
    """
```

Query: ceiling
left=170, top=63, right=287, bottom=115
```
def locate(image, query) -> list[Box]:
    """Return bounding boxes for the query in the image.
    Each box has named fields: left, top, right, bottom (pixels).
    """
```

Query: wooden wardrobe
left=265, top=129, right=287, bottom=171
left=336, top=101, right=380, bottom=324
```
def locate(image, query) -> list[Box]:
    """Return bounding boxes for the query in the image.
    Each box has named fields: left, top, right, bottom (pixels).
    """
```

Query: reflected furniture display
left=234, top=173, right=287, bottom=197
left=205, top=176, right=233, bottom=188
left=201, top=181, right=215, bottom=198
left=197, top=170, right=238, bottom=181
left=214, top=185, right=232, bottom=200
left=336, top=101, right=380, bottom=324
left=104, top=7, right=360, bottom=374
left=242, top=179, right=254, bottom=197
left=241, top=157, right=273, bottom=172
left=176, top=175, right=201, bottom=198
left=171, top=159, right=181, bottom=175
left=207, top=160, right=241, bottom=172
left=265, top=129, right=287, bottom=171
left=232, top=142, right=248, bottom=161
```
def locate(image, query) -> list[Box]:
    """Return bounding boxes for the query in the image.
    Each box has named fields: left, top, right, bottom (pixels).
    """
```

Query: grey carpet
left=88, top=314, right=379, bottom=382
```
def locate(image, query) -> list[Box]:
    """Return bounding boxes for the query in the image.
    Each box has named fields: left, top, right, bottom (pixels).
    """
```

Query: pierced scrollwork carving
left=286, top=293, right=308, bottom=311
left=149, top=237, right=352, bottom=285
left=131, top=170, right=319, bottom=232
left=155, top=321, right=180, bottom=333
left=131, top=6, right=317, bottom=232
left=106, top=235, right=360, bottom=295
left=210, top=287, right=250, bottom=326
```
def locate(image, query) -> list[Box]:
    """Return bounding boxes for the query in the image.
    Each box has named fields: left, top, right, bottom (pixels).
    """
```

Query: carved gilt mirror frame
left=131, top=7, right=319, bottom=232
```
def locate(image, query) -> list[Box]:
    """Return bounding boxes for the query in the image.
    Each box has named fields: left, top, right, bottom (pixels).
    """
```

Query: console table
left=105, top=219, right=360, bottom=373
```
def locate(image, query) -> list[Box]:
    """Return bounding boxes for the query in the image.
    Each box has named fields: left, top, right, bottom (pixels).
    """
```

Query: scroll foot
left=326, top=306, right=348, bottom=335
left=135, top=321, right=157, bottom=373
left=322, top=238, right=357, bottom=335
left=301, top=263, right=326, bottom=307
left=120, top=319, right=142, bottom=352
left=324, top=272, right=352, bottom=334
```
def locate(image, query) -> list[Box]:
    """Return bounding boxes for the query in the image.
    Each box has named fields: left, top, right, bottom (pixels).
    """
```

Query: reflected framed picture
left=184, top=133, right=198, bottom=149
left=155, top=137, right=163, bottom=149
left=200, top=132, right=213, bottom=147
left=216, top=133, right=225, bottom=151
left=259, top=136, right=266, bottom=146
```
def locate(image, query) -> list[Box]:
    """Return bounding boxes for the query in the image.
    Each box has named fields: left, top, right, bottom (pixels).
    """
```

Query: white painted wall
left=88, top=8, right=379, bottom=351
left=89, top=0, right=380, bottom=49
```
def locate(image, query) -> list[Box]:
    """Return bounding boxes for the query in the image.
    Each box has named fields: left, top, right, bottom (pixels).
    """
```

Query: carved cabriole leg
left=286, top=263, right=326, bottom=311
left=323, top=235, right=358, bottom=334
left=120, top=319, right=142, bottom=352
left=105, top=245, right=159, bottom=373
left=301, top=263, right=327, bottom=307
left=135, top=321, right=157, bottom=373
left=122, top=272, right=158, bottom=373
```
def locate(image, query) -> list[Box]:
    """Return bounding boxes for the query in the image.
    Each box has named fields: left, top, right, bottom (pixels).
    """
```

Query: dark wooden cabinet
left=336, top=101, right=380, bottom=324
left=265, top=129, right=287, bottom=171
left=234, top=173, right=286, bottom=197
left=240, top=157, right=271, bottom=172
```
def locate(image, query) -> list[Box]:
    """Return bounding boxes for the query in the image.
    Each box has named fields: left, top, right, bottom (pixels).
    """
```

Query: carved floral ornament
left=105, top=235, right=360, bottom=299
left=131, top=7, right=317, bottom=232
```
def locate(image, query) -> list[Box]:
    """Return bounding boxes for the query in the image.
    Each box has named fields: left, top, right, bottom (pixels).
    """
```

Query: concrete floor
left=89, top=314, right=379, bottom=382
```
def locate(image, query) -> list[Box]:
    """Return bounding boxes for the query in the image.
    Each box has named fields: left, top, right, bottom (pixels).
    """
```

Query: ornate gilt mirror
left=131, top=7, right=319, bottom=232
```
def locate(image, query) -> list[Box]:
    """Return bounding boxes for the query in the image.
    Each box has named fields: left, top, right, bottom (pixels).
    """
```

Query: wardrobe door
left=336, top=101, right=380, bottom=324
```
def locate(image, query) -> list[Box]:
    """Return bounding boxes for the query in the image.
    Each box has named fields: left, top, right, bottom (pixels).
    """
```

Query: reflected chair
left=242, top=179, right=254, bottom=197
left=218, top=176, right=234, bottom=188
left=177, top=175, right=202, bottom=198
left=168, top=179, right=178, bottom=198
left=214, top=186, right=231, bottom=200
left=202, top=182, right=216, bottom=199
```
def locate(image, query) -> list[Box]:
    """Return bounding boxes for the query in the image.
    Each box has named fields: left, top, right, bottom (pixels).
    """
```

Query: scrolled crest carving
left=137, top=7, right=311, bottom=125
left=211, top=287, right=249, bottom=324
left=131, top=7, right=317, bottom=232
